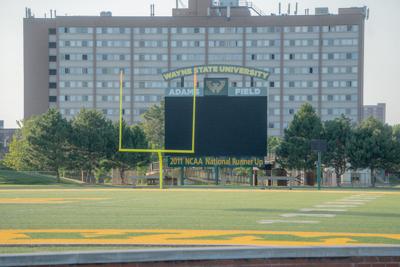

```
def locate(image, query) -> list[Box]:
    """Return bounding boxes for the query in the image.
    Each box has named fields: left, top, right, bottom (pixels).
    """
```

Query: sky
left=0, top=0, right=399, bottom=128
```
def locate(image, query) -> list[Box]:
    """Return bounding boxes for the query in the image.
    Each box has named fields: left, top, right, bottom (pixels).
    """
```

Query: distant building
left=0, top=120, right=3, bottom=129
left=24, top=0, right=367, bottom=136
left=0, top=128, right=17, bottom=157
left=363, top=103, right=386, bottom=123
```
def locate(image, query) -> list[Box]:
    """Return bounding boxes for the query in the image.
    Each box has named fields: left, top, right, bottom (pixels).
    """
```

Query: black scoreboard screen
left=165, top=96, right=268, bottom=157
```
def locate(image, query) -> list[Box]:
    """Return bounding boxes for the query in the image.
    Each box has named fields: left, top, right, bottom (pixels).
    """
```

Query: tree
left=323, top=115, right=352, bottom=186
left=267, top=136, right=281, bottom=159
left=390, top=124, right=400, bottom=174
left=276, top=103, right=324, bottom=181
left=25, top=109, right=71, bottom=182
left=110, top=121, right=150, bottom=184
left=3, top=121, right=34, bottom=171
left=348, top=117, right=396, bottom=187
left=69, top=109, right=115, bottom=183
left=142, top=101, right=164, bottom=149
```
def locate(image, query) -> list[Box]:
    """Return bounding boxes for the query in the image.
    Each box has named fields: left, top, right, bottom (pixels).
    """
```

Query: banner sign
left=162, top=65, right=270, bottom=81
left=165, top=87, right=267, bottom=97
left=165, top=88, right=204, bottom=97
left=167, top=156, right=265, bottom=167
left=229, top=88, right=267, bottom=97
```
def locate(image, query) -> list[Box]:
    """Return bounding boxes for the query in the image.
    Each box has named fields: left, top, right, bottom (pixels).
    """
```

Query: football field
left=1, top=184, right=400, bottom=253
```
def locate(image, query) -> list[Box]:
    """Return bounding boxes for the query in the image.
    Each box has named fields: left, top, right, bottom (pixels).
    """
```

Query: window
left=49, top=96, right=57, bottom=102
left=250, top=77, right=254, bottom=87
left=289, top=54, right=294, bottom=60
left=269, top=81, right=275, bottom=88
left=251, top=54, right=256, bottom=61
left=49, top=56, right=57, bottom=62
left=289, top=109, right=295, bottom=115
left=49, top=69, right=57, bottom=75
left=289, top=95, right=295, bottom=101
left=65, top=54, right=70, bottom=60
left=48, top=28, right=56, bottom=35
left=48, top=42, right=56, bottom=48
left=82, top=54, right=88, bottom=61
left=180, top=77, right=184, bottom=88
left=327, top=95, right=333, bottom=101
left=49, top=82, right=57, bottom=89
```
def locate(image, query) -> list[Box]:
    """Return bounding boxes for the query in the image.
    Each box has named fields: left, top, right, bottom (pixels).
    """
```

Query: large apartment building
left=24, top=0, right=367, bottom=136
left=363, top=103, right=386, bottom=123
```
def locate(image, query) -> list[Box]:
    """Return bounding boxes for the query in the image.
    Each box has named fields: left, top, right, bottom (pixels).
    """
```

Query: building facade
left=24, top=0, right=366, bottom=136
left=363, top=103, right=386, bottom=123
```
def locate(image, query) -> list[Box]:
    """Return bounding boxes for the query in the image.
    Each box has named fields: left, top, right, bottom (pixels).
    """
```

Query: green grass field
left=0, top=170, right=400, bottom=253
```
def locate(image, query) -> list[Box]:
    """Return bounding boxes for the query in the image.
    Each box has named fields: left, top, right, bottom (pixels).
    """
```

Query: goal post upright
left=118, top=68, right=198, bottom=189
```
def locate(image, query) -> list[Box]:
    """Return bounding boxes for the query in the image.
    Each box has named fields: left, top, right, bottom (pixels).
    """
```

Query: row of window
left=322, top=80, right=358, bottom=88
left=322, top=39, right=358, bottom=46
left=322, top=52, right=358, bottom=60
left=96, top=67, right=130, bottom=75
left=59, top=40, right=93, bottom=48
left=59, top=81, right=93, bottom=88
left=246, top=39, right=280, bottom=47
left=54, top=53, right=358, bottom=66
left=269, top=94, right=357, bottom=102
left=60, top=95, right=93, bottom=102
left=135, top=54, right=169, bottom=61
left=57, top=94, right=160, bottom=102
left=283, top=39, right=319, bottom=47
left=134, top=81, right=168, bottom=89
left=171, top=40, right=205, bottom=48
left=210, top=54, right=243, bottom=61
left=322, top=66, right=358, bottom=74
left=284, top=53, right=318, bottom=61
left=54, top=25, right=359, bottom=36
left=56, top=38, right=360, bottom=50
left=172, top=54, right=205, bottom=61
left=60, top=67, right=130, bottom=75
left=283, top=67, right=318, bottom=75
left=97, top=95, right=130, bottom=102
left=134, top=40, right=168, bottom=48
left=96, top=40, right=131, bottom=47
left=97, top=54, right=130, bottom=61
left=60, top=108, right=130, bottom=116
left=60, top=53, right=93, bottom=61
left=60, top=67, right=93, bottom=75
left=96, top=81, right=131, bottom=88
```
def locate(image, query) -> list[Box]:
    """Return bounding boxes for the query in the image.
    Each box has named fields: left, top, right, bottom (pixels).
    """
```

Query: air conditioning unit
left=315, top=7, right=329, bottom=15
left=100, top=11, right=112, bottom=17
left=220, top=0, right=239, bottom=7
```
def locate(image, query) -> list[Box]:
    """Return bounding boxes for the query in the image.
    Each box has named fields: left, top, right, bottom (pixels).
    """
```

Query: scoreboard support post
left=214, top=166, right=219, bottom=185
left=180, top=166, right=185, bottom=186
left=158, top=152, right=164, bottom=189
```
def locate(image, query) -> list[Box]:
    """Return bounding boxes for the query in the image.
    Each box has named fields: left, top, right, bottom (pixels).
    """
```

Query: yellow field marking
left=0, top=229, right=399, bottom=246
left=0, top=188, right=399, bottom=195
left=0, top=198, right=108, bottom=204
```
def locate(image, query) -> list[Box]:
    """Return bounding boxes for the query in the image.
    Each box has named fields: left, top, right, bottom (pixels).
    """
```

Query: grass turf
left=0, top=171, right=399, bottom=252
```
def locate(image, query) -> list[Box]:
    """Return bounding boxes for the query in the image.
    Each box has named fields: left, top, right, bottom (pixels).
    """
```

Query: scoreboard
left=165, top=93, right=268, bottom=157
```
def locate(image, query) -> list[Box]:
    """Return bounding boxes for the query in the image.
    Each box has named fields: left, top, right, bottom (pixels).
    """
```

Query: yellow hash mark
left=0, top=229, right=399, bottom=247
left=0, top=198, right=109, bottom=204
